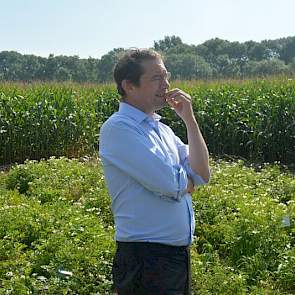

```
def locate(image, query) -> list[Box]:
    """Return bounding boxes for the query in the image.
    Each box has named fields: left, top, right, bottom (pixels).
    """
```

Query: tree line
left=1, top=36, right=295, bottom=82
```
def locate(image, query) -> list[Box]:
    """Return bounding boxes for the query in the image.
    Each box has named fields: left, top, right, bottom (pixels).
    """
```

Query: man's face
left=133, top=58, right=170, bottom=113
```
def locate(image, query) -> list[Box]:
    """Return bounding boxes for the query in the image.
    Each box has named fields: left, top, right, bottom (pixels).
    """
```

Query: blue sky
left=1, top=0, right=294, bottom=59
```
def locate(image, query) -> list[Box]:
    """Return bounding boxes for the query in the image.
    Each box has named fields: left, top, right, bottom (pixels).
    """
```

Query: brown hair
left=113, top=48, right=162, bottom=97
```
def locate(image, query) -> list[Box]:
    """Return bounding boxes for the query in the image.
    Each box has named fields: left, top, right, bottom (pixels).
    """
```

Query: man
left=99, top=48, right=210, bottom=295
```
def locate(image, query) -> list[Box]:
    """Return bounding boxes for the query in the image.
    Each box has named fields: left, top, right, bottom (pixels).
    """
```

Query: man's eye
left=150, top=73, right=170, bottom=82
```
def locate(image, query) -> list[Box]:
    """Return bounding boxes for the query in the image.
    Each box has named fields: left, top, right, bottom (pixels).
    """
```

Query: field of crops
left=0, top=157, right=294, bottom=294
left=0, top=79, right=294, bottom=293
left=0, top=78, right=294, bottom=166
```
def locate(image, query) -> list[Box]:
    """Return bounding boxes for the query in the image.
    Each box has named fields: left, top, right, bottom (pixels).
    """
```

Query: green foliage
left=97, top=48, right=125, bottom=83
left=1, top=158, right=114, bottom=294
left=0, top=158, right=294, bottom=293
left=165, top=53, right=213, bottom=80
left=5, top=157, right=113, bottom=226
left=162, top=78, right=295, bottom=165
left=5, top=164, right=35, bottom=194
left=1, top=79, right=294, bottom=166
left=191, top=251, right=248, bottom=294
left=191, top=160, right=295, bottom=293
left=0, top=83, right=119, bottom=164
left=1, top=36, right=295, bottom=83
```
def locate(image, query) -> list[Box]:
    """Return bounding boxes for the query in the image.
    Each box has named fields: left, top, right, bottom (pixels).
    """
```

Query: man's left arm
left=185, top=116, right=210, bottom=183
left=166, top=89, right=210, bottom=183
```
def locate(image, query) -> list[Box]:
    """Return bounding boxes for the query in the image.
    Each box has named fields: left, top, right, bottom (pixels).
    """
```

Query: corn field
left=0, top=79, right=294, bottom=166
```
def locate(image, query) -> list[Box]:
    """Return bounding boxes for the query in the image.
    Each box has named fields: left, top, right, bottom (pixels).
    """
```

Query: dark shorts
left=112, top=241, right=191, bottom=295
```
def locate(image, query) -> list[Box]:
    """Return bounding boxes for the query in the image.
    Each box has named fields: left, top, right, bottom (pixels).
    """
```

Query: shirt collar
left=118, top=102, right=161, bottom=123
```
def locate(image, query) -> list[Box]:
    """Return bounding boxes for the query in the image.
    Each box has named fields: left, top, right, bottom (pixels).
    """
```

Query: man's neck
left=122, top=98, right=154, bottom=117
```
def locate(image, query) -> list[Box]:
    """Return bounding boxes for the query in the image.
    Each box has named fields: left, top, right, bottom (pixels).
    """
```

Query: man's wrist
left=186, top=176, right=195, bottom=194
left=184, top=116, right=198, bottom=129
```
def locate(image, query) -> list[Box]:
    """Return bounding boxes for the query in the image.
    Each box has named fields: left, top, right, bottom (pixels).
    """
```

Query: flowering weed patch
left=0, top=158, right=294, bottom=293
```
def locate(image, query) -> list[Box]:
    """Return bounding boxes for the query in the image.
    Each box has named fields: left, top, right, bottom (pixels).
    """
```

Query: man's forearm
left=185, top=117, right=210, bottom=183
left=165, top=88, right=210, bottom=183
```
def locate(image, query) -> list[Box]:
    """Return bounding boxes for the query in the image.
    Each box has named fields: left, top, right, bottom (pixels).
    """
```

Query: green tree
left=289, top=57, right=295, bottom=73
left=97, top=48, right=125, bottom=82
left=165, top=53, right=212, bottom=80
left=60, top=55, right=86, bottom=82
left=243, top=59, right=287, bottom=76
left=215, top=54, right=241, bottom=78
left=84, top=57, right=99, bottom=82
left=0, top=51, right=23, bottom=81
left=21, top=54, right=43, bottom=81
left=44, top=54, right=59, bottom=80
left=226, top=42, right=247, bottom=59
left=154, top=36, right=183, bottom=53
left=196, top=38, right=230, bottom=64
left=245, top=41, right=267, bottom=61
left=280, top=36, right=295, bottom=64
left=55, top=66, right=72, bottom=81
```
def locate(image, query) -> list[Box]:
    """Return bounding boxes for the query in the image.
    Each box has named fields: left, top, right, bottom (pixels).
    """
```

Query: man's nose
left=162, top=78, right=170, bottom=88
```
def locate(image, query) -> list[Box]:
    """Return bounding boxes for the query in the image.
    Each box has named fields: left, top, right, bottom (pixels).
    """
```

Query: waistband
left=116, top=241, right=190, bottom=252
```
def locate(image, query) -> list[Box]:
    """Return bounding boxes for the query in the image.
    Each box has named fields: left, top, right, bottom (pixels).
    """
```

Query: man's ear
left=122, top=80, right=135, bottom=94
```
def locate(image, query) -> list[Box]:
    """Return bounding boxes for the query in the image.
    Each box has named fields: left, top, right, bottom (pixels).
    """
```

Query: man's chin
left=154, top=101, right=168, bottom=111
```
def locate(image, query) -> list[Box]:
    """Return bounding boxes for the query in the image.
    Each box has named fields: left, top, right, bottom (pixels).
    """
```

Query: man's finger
left=166, top=94, right=188, bottom=105
left=166, top=89, right=191, bottom=101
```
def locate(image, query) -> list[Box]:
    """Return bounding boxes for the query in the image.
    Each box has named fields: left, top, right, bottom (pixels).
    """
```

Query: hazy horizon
left=1, top=0, right=295, bottom=59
